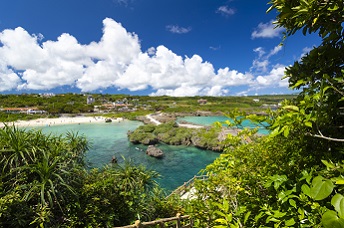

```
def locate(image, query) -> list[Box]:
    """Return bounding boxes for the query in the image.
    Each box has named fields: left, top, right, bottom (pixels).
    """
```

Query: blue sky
left=0, top=0, right=320, bottom=96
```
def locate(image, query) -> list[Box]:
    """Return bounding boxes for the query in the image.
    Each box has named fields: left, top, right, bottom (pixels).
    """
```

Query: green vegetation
left=128, top=121, right=223, bottom=151
left=181, top=0, right=344, bottom=227
left=0, top=112, right=49, bottom=122
left=1, top=0, right=342, bottom=226
left=0, top=93, right=292, bottom=122
left=0, top=126, right=180, bottom=227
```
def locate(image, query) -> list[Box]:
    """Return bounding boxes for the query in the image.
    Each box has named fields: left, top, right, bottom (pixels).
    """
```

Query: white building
left=87, top=95, right=95, bottom=104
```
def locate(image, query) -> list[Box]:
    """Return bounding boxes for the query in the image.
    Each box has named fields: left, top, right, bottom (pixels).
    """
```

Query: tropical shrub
left=0, top=126, right=180, bottom=227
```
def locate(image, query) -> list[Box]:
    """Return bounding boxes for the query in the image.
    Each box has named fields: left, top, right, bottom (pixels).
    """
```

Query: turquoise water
left=27, top=121, right=219, bottom=192
left=177, top=116, right=269, bottom=135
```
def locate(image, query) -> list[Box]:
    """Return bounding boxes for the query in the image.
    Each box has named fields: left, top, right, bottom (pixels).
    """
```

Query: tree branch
left=306, top=132, right=344, bottom=142
left=328, top=80, right=344, bottom=96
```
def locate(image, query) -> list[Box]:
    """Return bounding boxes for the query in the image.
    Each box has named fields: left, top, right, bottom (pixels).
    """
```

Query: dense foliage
left=182, top=0, right=344, bottom=227
left=0, top=126, right=180, bottom=227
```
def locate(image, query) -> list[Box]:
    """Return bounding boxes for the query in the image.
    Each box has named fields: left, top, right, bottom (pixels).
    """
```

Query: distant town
left=0, top=93, right=293, bottom=121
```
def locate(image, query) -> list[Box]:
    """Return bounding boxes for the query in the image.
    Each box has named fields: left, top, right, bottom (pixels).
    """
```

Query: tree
left=184, top=1, right=344, bottom=227
left=267, top=0, right=344, bottom=144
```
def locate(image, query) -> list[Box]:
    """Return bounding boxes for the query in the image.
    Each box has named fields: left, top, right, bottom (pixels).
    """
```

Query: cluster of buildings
left=93, top=97, right=137, bottom=113
left=87, top=95, right=138, bottom=113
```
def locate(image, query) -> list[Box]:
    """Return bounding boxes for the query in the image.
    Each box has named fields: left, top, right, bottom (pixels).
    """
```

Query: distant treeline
left=0, top=93, right=296, bottom=121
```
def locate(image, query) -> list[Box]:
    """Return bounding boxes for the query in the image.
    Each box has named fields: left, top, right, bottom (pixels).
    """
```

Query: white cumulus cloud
left=255, top=65, right=288, bottom=88
left=251, top=20, right=284, bottom=39
left=0, top=17, right=289, bottom=96
left=0, top=27, right=47, bottom=70
left=0, top=60, right=21, bottom=92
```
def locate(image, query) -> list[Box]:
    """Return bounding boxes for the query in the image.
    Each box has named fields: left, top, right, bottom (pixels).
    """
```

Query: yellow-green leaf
left=289, top=199, right=297, bottom=208
left=336, top=179, right=344, bottom=185
left=331, top=194, right=344, bottom=218
left=293, top=79, right=305, bottom=88
left=283, top=105, right=299, bottom=112
left=269, top=127, right=281, bottom=138
left=214, top=218, right=228, bottom=225
left=322, top=210, right=344, bottom=228
left=285, top=218, right=296, bottom=226
left=310, top=176, right=334, bottom=200
left=304, top=121, right=312, bottom=128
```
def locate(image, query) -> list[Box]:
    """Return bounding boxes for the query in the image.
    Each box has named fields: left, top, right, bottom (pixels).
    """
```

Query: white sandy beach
left=0, top=116, right=124, bottom=128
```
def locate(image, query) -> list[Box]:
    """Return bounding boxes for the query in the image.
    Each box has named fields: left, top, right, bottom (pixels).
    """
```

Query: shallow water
left=177, top=116, right=269, bottom=135
left=27, top=120, right=219, bottom=192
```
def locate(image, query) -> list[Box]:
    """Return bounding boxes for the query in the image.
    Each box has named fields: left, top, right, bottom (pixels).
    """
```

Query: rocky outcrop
left=152, top=115, right=176, bottom=123
left=128, top=121, right=227, bottom=152
left=128, top=133, right=158, bottom=145
left=135, top=112, right=223, bottom=125
left=135, top=116, right=152, bottom=124
left=146, top=145, right=164, bottom=158
left=141, top=137, right=159, bottom=145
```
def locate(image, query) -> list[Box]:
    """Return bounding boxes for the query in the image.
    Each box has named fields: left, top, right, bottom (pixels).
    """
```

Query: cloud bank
left=0, top=18, right=287, bottom=96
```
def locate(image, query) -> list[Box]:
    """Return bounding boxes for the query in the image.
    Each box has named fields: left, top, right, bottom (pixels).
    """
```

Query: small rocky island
left=146, top=145, right=164, bottom=158
left=128, top=121, right=229, bottom=152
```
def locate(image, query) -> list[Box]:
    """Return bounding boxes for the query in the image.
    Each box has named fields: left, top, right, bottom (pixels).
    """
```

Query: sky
left=0, top=0, right=321, bottom=96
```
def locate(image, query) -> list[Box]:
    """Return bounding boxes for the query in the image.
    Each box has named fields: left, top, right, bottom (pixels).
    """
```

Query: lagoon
left=177, top=116, right=269, bottom=135
left=28, top=120, right=219, bottom=192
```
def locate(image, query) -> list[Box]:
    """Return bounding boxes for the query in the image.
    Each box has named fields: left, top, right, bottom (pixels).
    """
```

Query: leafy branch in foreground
left=267, top=0, right=344, bottom=143
left=183, top=1, right=344, bottom=227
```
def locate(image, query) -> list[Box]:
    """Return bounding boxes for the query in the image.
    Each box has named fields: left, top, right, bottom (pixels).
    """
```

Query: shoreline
left=0, top=116, right=125, bottom=128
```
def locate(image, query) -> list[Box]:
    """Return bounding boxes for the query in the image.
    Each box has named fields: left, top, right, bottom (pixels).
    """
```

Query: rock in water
left=146, top=145, right=164, bottom=158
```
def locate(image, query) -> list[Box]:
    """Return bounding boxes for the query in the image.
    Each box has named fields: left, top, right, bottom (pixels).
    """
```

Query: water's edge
left=27, top=120, right=219, bottom=192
